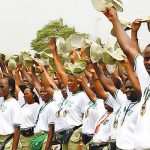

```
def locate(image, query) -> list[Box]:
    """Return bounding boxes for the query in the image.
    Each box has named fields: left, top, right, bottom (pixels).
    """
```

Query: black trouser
left=109, top=139, right=116, bottom=150
left=81, top=133, right=93, bottom=145
left=89, top=142, right=108, bottom=150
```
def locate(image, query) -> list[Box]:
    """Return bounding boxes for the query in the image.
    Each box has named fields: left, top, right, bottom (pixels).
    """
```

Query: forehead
left=143, top=47, right=150, bottom=57
left=24, top=88, right=32, bottom=93
left=68, top=74, right=76, bottom=80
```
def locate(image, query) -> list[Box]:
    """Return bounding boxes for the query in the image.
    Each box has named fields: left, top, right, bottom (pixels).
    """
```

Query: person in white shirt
left=102, top=7, right=150, bottom=149
left=78, top=75, right=106, bottom=150
left=0, top=76, right=21, bottom=150
left=32, top=86, right=57, bottom=150
left=19, top=85, right=40, bottom=150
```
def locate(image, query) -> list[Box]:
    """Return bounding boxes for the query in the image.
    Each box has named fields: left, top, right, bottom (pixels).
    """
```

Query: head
left=53, top=72, right=61, bottom=88
left=68, top=74, right=81, bottom=94
left=143, top=44, right=150, bottom=75
left=24, top=86, right=39, bottom=104
left=0, top=76, right=15, bottom=99
left=60, top=83, right=68, bottom=99
left=39, top=86, right=51, bottom=102
left=22, top=77, right=29, bottom=86
left=124, top=79, right=139, bottom=101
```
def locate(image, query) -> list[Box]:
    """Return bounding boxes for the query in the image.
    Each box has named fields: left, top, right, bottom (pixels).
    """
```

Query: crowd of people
left=0, top=5, right=150, bottom=150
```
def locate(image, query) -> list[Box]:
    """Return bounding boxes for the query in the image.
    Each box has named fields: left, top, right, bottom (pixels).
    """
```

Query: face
left=40, top=87, right=51, bottom=102
left=24, top=88, right=35, bottom=104
left=68, top=75, right=79, bottom=93
left=143, top=47, right=150, bottom=75
left=0, top=78, right=10, bottom=97
left=124, top=80, right=137, bottom=101
left=60, top=84, right=68, bottom=99
left=22, top=78, right=29, bottom=86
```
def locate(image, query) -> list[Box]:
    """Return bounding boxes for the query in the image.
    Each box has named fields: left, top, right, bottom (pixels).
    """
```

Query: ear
left=9, top=86, right=12, bottom=92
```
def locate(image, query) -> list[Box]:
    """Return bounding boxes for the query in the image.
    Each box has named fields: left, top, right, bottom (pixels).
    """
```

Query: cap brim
left=91, top=0, right=107, bottom=12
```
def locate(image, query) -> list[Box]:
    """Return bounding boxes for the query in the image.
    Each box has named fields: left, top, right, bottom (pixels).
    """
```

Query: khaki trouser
left=0, top=135, right=22, bottom=150
left=62, top=128, right=82, bottom=150
left=20, top=134, right=34, bottom=150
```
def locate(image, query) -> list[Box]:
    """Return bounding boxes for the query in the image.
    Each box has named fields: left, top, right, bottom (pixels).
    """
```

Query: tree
left=31, top=18, right=76, bottom=53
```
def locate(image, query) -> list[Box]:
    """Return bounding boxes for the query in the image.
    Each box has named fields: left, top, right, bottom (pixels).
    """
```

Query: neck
left=4, top=94, right=13, bottom=100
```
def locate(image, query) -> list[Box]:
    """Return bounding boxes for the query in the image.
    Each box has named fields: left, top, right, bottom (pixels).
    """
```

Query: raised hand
left=103, top=7, right=118, bottom=22
left=131, top=19, right=141, bottom=33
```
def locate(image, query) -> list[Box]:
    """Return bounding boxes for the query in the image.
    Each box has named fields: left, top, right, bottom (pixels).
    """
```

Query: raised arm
left=93, top=62, right=116, bottom=97
left=131, top=19, right=141, bottom=53
left=104, top=7, right=139, bottom=64
left=78, top=75, right=97, bottom=103
left=50, top=39, right=68, bottom=87
left=37, top=64, right=56, bottom=97
left=121, top=57, right=142, bottom=99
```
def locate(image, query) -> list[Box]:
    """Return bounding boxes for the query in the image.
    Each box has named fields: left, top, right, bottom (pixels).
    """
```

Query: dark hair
left=146, top=44, right=150, bottom=48
left=24, top=85, right=39, bottom=104
left=19, top=84, right=27, bottom=93
left=3, top=76, right=15, bottom=97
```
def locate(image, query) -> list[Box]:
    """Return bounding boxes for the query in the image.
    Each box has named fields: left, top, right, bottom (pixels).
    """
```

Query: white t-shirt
left=82, top=99, right=106, bottom=134
left=55, top=91, right=89, bottom=131
left=134, top=54, right=150, bottom=149
left=105, top=92, right=121, bottom=140
left=93, top=112, right=113, bottom=143
left=0, top=98, right=21, bottom=135
left=0, top=97, right=4, bottom=105
left=34, top=100, right=57, bottom=133
left=21, top=103, right=40, bottom=129
left=115, top=90, right=140, bottom=149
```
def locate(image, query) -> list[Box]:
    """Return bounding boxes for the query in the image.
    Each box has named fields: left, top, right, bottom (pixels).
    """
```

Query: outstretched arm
left=104, top=7, right=139, bottom=64
left=50, top=39, right=68, bottom=87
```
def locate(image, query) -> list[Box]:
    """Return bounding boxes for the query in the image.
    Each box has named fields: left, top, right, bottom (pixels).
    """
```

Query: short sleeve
left=11, top=100, right=21, bottom=126
left=134, top=54, right=150, bottom=94
left=53, top=90, right=64, bottom=103
left=114, top=90, right=127, bottom=106
left=18, top=90, right=25, bottom=106
left=105, top=92, right=121, bottom=111
left=80, top=92, right=90, bottom=113
left=95, top=99, right=106, bottom=118
left=47, top=104, right=56, bottom=125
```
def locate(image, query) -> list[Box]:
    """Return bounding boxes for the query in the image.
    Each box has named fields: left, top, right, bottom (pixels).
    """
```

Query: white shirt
left=0, top=97, right=4, bottom=105
left=55, top=91, right=89, bottom=131
left=115, top=90, right=140, bottom=149
left=93, top=112, right=112, bottom=143
left=34, top=100, right=56, bottom=133
left=0, top=98, right=21, bottom=135
left=105, top=92, right=121, bottom=140
left=82, top=99, right=106, bottom=134
left=21, top=103, right=40, bottom=129
left=134, top=54, right=150, bottom=149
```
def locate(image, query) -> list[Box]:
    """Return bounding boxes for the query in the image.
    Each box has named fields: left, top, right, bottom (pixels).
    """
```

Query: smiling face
left=24, top=88, right=35, bottom=104
left=0, top=78, right=10, bottom=97
left=39, top=86, right=51, bottom=102
left=68, top=74, right=79, bottom=93
left=124, top=79, right=139, bottom=101
left=143, top=46, right=150, bottom=75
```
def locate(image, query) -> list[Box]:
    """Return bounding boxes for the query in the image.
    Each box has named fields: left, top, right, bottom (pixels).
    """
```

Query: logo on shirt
left=0, top=104, right=7, bottom=112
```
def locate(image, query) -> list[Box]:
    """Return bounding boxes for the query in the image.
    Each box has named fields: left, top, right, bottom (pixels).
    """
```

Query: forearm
left=21, top=69, right=33, bottom=85
left=45, top=125, right=54, bottom=150
left=12, top=127, right=20, bottom=150
left=52, top=51, right=68, bottom=87
left=111, top=17, right=138, bottom=62
left=80, top=78, right=97, bottom=103
left=131, top=31, right=141, bottom=53
left=93, top=63, right=116, bottom=97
